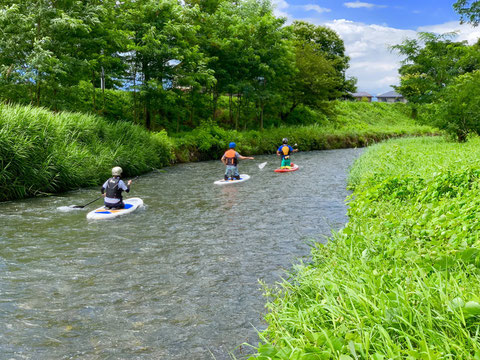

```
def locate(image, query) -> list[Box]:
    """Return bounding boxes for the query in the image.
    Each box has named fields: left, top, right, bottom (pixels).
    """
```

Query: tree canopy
left=0, top=0, right=354, bottom=131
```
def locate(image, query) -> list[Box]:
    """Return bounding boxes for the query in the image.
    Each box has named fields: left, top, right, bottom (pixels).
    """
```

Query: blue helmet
left=229, top=142, right=236, bottom=148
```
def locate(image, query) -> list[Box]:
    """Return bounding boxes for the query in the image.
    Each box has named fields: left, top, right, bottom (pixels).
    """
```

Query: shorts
left=281, top=157, right=291, bottom=168
left=225, top=165, right=239, bottom=178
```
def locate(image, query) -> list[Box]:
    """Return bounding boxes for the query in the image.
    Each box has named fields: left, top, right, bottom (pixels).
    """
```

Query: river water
left=0, top=148, right=362, bottom=359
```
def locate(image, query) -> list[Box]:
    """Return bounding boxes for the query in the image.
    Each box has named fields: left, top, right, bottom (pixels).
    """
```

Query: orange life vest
left=224, top=149, right=238, bottom=166
left=281, top=145, right=290, bottom=159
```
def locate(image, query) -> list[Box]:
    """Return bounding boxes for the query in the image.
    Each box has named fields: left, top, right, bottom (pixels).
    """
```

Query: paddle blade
left=258, top=162, right=267, bottom=170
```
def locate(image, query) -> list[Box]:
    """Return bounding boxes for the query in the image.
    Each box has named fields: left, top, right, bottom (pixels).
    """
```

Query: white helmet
left=112, top=166, right=123, bottom=176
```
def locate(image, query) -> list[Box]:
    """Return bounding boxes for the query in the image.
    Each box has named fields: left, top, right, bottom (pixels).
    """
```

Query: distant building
left=377, top=91, right=407, bottom=103
left=350, top=92, right=373, bottom=102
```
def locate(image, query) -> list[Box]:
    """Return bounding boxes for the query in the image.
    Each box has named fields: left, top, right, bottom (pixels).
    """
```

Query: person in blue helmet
left=276, top=138, right=298, bottom=169
left=221, top=142, right=254, bottom=180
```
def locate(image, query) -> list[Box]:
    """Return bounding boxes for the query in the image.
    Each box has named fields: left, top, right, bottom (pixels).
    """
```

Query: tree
left=454, top=0, right=480, bottom=25
left=433, top=70, right=480, bottom=142
left=392, top=32, right=480, bottom=104
left=121, top=0, right=212, bottom=129
left=278, top=21, right=354, bottom=121
left=0, top=0, right=127, bottom=110
left=200, top=0, right=294, bottom=129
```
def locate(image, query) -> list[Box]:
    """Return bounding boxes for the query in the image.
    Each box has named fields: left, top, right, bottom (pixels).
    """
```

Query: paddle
left=69, top=176, right=139, bottom=209
left=69, top=196, right=102, bottom=209
left=258, top=162, right=267, bottom=170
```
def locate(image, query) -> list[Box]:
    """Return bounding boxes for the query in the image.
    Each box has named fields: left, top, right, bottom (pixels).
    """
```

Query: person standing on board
left=221, top=142, right=254, bottom=180
left=101, top=166, right=132, bottom=209
left=276, top=138, right=298, bottom=169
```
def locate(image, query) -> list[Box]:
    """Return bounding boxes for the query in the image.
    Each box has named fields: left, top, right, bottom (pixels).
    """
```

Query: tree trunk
left=36, top=81, right=41, bottom=107
left=235, top=94, right=241, bottom=131
left=229, top=94, right=233, bottom=125
left=92, top=71, right=96, bottom=111
left=212, top=85, right=218, bottom=122
left=260, top=101, right=264, bottom=131
left=145, top=106, right=151, bottom=130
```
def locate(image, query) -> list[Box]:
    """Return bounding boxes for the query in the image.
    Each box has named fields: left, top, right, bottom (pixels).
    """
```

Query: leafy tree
left=278, top=21, right=354, bottom=121
left=454, top=0, right=480, bottom=25
left=433, top=70, right=480, bottom=142
left=0, top=0, right=127, bottom=111
left=200, top=0, right=294, bottom=129
left=392, top=32, right=480, bottom=104
left=121, top=0, right=213, bottom=129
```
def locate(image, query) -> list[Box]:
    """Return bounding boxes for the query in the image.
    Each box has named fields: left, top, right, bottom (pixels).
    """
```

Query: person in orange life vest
left=101, top=166, right=132, bottom=209
left=276, top=138, right=298, bottom=169
left=221, top=142, right=254, bottom=180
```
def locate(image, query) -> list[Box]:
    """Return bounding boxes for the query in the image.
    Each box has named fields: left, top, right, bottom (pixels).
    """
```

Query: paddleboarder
left=221, top=142, right=254, bottom=180
left=101, top=166, right=132, bottom=209
left=277, top=138, right=298, bottom=169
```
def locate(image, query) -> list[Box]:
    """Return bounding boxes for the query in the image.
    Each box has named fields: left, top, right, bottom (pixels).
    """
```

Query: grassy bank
left=251, top=136, right=480, bottom=359
left=0, top=104, right=173, bottom=201
left=173, top=102, right=436, bottom=162
left=0, top=101, right=436, bottom=201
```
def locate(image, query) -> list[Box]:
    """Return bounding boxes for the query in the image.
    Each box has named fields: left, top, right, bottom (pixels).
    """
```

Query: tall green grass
left=0, top=104, right=174, bottom=201
left=251, top=136, right=480, bottom=359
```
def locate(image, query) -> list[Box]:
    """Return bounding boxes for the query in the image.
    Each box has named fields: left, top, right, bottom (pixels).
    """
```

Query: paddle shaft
left=71, top=176, right=139, bottom=209
left=72, top=196, right=102, bottom=209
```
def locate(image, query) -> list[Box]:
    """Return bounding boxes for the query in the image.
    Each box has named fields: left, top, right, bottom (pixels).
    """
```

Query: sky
left=272, top=0, right=480, bottom=96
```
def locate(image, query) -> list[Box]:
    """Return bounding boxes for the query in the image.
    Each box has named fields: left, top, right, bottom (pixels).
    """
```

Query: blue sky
left=273, top=0, right=480, bottom=95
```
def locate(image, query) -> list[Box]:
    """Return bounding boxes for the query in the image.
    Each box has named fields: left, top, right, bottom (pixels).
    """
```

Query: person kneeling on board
left=276, top=138, right=298, bottom=169
left=221, top=142, right=254, bottom=180
left=101, top=166, right=132, bottom=209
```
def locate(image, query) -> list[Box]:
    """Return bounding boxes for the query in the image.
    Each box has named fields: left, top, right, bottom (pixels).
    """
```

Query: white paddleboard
left=87, top=198, right=144, bottom=220
left=214, top=174, right=250, bottom=185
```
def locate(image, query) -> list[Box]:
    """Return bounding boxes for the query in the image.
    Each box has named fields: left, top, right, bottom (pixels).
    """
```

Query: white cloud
left=344, top=2, right=387, bottom=9
left=277, top=0, right=480, bottom=95
left=322, top=19, right=416, bottom=94
left=302, top=5, right=331, bottom=14
left=418, top=21, right=480, bottom=44
left=272, top=0, right=290, bottom=19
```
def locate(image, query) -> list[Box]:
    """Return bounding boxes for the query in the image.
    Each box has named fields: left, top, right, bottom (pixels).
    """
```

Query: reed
left=0, top=104, right=174, bottom=201
left=251, top=136, right=480, bottom=359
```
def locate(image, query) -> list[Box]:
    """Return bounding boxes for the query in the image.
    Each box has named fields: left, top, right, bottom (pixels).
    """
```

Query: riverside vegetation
left=251, top=136, right=480, bottom=359
left=0, top=101, right=435, bottom=202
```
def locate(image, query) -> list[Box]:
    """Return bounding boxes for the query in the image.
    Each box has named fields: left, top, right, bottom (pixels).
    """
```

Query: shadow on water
left=0, top=148, right=362, bottom=359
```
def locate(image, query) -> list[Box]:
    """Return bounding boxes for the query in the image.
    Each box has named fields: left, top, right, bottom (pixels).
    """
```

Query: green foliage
left=0, top=0, right=353, bottom=131
left=431, top=71, right=480, bottom=142
left=392, top=32, right=480, bottom=105
left=0, top=103, right=174, bottom=201
left=454, top=0, right=480, bottom=25
left=252, top=136, right=480, bottom=358
left=172, top=102, right=436, bottom=162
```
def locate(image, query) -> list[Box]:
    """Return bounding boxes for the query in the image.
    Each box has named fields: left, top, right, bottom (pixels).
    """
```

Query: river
left=0, top=148, right=362, bottom=359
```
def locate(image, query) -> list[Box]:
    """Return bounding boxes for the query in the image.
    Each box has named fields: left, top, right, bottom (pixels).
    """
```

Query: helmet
left=229, top=142, right=236, bottom=149
left=112, top=166, right=123, bottom=176
left=282, top=138, right=288, bottom=144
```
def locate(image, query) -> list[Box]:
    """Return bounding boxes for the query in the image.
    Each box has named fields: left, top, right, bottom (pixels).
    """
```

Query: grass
left=0, top=104, right=174, bottom=201
left=251, top=136, right=480, bottom=359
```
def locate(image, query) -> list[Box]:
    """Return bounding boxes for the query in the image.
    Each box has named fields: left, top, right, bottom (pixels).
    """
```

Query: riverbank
left=0, top=102, right=435, bottom=201
left=252, top=136, right=480, bottom=359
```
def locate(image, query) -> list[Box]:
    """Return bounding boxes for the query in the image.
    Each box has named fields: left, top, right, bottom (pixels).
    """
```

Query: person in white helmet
left=101, top=166, right=132, bottom=209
